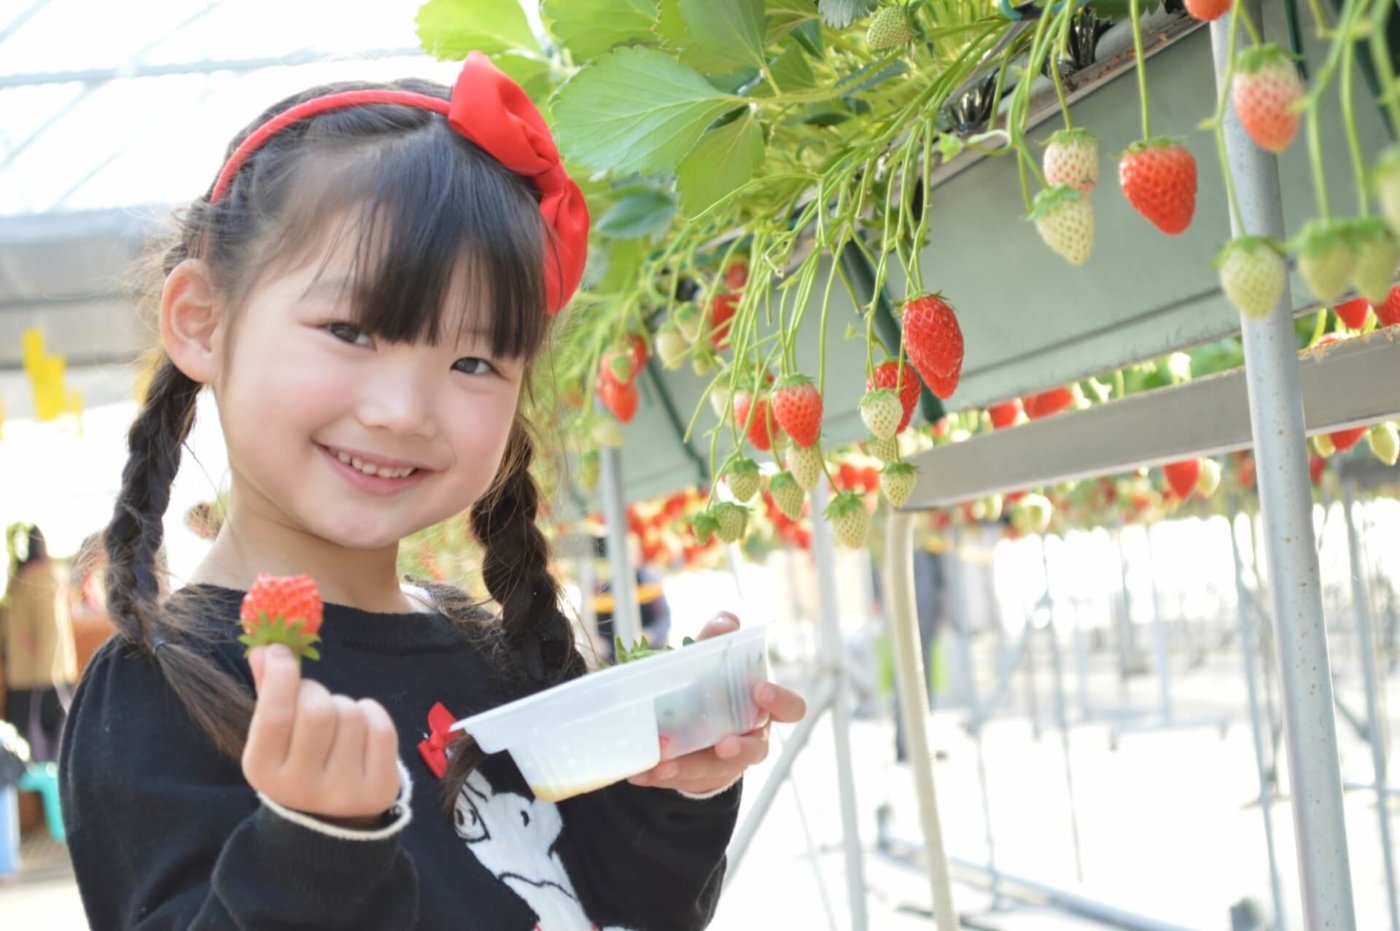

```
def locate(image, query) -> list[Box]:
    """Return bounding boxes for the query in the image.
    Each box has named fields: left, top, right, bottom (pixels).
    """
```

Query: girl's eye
left=326, top=322, right=372, bottom=347
left=452, top=357, right=497, bottom=376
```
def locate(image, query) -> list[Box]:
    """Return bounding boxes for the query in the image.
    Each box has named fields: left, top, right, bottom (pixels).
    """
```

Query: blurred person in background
left=68, top=533, right=116, bottom=678
left=591, top=534, right=672, bottom=662
left=0, top=524, right=77, bottom=762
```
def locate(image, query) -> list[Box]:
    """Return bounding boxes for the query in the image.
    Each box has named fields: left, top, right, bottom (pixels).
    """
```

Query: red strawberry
left=867, top=361, right=921, bottom=434
left=1119, top=138, right=1197, bottom=235
left=1334, top=297, right=1372, bottom=329
left=988, top=399, right=1024, bottom=429
left=901, top=294, right=964, bottom=398
left=734, top=390, right=776, bottom=451
left=1330, top=427, right=1368, bottom=452
left=1232, top=45, right=1303, bottom=154
left=1185, top=0, right=1231, bottom=21
left=239, top=574, right=323, bottom=661
left=1025, top=387, right=1075, bottom=420
left=707, top=292, right=738, bottom=349
left=724, top=261, right=749, bottom=291
left=598, top=368, right=639, bottom=423
left=1375, top=286, right=1400, bottom=327
left=771, top=374, right=823, bottom=447
left=1163, top=459, right=1202, bottom=500
left=1309, top=453, right=1327, bottom=485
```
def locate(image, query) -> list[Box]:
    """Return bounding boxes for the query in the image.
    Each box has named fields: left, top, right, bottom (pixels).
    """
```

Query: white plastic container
left=456, top=626, right=770, bottom=802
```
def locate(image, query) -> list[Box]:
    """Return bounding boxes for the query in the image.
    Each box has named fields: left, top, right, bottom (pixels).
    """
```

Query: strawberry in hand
left=239, top=574, right=324, bottom=662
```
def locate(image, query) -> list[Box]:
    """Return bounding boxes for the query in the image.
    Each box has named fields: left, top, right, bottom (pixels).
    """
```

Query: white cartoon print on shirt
left=453, top=770, right=635, bottom=931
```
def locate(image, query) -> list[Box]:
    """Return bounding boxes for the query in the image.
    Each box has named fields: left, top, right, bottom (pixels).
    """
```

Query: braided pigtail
left=440, top=421, right=584, bottom=810
left=104, top=356, right=254, bottom=758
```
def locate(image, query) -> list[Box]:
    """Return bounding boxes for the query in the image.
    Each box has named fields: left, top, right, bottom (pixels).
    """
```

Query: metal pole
left=886, top=507, right=960, bottom=930
left=598, top=447, right=640, bottom=649
left=1229, top=507, right=1289, bottom=931
left=1041, top=536, right=1085, bottom=883
left=810, top=478, right=869, bottom=930
left=1145, top=526, right=1175, bottom=725
left=1341, top=481, right=1399, bottom=931
left=949, top=524, right=1003, bottom=904
left=725, top=678, right=837, bottom=876
left=1211, top=10, right=1358, bottom=927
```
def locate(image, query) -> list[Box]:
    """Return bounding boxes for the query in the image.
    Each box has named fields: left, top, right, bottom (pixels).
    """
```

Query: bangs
left=270, top=120, right=549, bottom=360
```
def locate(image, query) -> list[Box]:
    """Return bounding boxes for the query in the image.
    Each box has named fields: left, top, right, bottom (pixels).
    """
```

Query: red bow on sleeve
left=417, top=701, right=459, bottom=780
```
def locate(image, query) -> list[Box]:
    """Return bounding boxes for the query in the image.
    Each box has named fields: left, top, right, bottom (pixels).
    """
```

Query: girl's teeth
left=333, top=449, right=413, bottom=479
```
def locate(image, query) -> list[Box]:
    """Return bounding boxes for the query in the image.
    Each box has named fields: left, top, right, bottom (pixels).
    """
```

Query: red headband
left=208, top=52, right=589, bottom=316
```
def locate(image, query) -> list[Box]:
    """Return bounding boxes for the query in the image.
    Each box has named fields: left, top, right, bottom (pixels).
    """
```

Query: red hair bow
left=417, top=701, right=458, bottom=780
left=208, top=52, right=589, bottom=315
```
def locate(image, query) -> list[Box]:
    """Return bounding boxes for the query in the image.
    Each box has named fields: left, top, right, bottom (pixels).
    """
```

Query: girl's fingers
left=359, top=698, right=401, bottom=804
left=324, top=695, right=367, bottom=780
left=695, top=611, right=741, bottom=641
left=756, top=683, right=806, bottom=724
left=244, top=645, right=301, bottom=767
left=285, top=679, right=338, bottom=773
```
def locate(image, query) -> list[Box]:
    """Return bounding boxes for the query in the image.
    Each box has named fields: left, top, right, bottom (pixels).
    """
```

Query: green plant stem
left=1237, top=2, right=1263, bottom=45
left=1130, top=0, right=1151, bottom=139
left=1211, top=5, right=1246, bottom=232
left=1050, top=12, right=1073, bottom=131
left=1370, top=0, right=1400, bottom=132
left=1339, top=21, right=1368, bottom=216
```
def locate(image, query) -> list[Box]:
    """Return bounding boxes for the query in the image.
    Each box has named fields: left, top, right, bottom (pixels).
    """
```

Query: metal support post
left=1341, top=482, right=1399, bottom=931
left=1211, top=9, right=1357, bottom=926
left=598, top=447, right=640, bottom=648
left=886, top=507, right=960, bottom=930
left=1145, top=527, right=1175, bottom=725
left=810, top=478, right=869, bottom=930
left=1229, top=507, right=1289, bottom=931
left=1041, top=536, right=1085, bottom=883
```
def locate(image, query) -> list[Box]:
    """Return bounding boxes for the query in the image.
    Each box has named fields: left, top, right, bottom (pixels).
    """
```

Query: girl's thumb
left=248, top=646, right=266, bottom=692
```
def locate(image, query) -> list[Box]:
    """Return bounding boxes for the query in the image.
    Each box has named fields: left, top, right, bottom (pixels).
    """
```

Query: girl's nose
left=355, top=360, right=438, bottom=438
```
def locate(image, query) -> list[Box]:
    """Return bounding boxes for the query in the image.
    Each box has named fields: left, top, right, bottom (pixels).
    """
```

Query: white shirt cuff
left=258, top=758, right=414, bottom=842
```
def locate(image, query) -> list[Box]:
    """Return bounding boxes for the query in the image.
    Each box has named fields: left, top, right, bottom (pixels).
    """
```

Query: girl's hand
left=244, top=644, right=402, bottom=828
left=627, top=613, right=806, bottom=798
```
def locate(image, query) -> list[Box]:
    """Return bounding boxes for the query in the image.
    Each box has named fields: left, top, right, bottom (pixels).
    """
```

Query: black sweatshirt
left=60, top=585, right=739, bottom=930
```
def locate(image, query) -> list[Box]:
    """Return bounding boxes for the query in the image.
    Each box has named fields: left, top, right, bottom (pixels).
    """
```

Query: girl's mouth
left=320, top=445, right=429, bottom=495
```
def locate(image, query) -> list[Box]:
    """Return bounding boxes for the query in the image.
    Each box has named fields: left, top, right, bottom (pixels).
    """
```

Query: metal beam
left=899, top=327, right=1400, bottom=509
left=0, top=47, right=427, bottom=89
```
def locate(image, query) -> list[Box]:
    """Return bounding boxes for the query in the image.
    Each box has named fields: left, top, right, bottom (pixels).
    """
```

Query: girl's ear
left=160, top=259, right=222, bottom=385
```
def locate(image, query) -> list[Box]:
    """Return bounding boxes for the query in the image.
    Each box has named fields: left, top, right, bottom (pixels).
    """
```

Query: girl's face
left=212, top=227, right=526, bottom=553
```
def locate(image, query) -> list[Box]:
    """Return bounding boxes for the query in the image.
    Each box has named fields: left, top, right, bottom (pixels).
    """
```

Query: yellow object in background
left=20, top=327, right=80, bottom=423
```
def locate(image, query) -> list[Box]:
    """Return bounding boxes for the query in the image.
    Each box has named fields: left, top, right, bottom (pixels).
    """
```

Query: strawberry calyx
left=1213, top=234, right=1283, bottom=269
left=1045, top=127, right=1094, bottom=147
left=1028, top=183, right=1085, bottom=220
left=238, top=612, right=322, bottom=661
left=1289, top=217, right=1352, bottom=257
left=1234, top=43, right=1293, bottom=74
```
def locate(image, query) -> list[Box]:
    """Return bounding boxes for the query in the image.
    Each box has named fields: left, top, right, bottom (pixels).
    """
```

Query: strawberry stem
left=1129, top=0, right=1151, bottom=139
left=1211, top=5, right=1246, bottom=232
left=1369, top=0, right=1400, bottom=132
left=1050, top=2, right=1075, bottom=132
left=1338, top=5, right=1368, bottom=217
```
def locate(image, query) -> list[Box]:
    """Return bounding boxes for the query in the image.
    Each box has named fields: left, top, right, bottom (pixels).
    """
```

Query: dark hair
left=20, top=525, right=47, bottom=569
left=104, top=76, right=582, bottom=810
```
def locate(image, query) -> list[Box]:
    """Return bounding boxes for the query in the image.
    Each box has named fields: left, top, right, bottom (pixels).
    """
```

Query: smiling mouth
left=323, top=445, right=421, bottom=480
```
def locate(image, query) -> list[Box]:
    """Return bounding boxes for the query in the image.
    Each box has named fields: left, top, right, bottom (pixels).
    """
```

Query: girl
left=60, top=52, right=804, bottom=930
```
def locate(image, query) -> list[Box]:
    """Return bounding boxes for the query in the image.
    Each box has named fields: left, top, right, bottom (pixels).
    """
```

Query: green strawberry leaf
left=676, top=113, right=766, bottom=217
left=491, top=52, right=558, bottom=106
left=766, top=0, right=821, bottom=46
left=818, top=0, right=876, bottom=29
left=679, top=0, right=766, bottom=72
left=542, top=0, right=659, bottom=61
left=769, top=41, right=817, bottom=92
left=416, top=0, right=541, bottom=58
left=596, top=188, right=678, bottom=238
left=553, top=47, right=741, bottom=174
